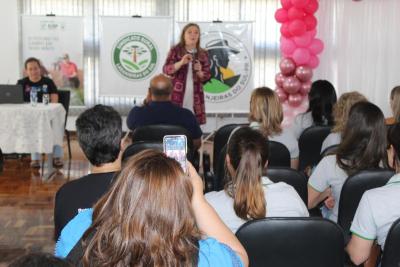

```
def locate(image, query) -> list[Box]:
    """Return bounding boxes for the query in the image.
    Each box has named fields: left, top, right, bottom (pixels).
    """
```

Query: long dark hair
left=388, top=123, right=400, bottom=172
left=307, top=80, right=337, bottom=125
left=225, top=127, right=268, bottom=220
left=82, top=150, right=201, bottom=267
left=336, top=102, right=388, bottom=176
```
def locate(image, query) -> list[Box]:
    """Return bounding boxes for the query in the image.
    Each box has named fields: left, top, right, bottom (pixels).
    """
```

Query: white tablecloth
left=0, top=103, right=66, bottom=154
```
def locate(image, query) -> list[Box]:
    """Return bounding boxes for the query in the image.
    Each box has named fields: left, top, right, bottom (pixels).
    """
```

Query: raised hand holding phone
left=163, top=135, right=187, bottom=172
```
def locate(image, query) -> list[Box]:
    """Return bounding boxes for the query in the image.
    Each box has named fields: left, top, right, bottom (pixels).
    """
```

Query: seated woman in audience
left=386, top=86, right=400, bottom=125
left=205, top=127, right=309, bottom=233
left=321, top=91, right=367, bottom=153
left=308, top=102, right=388, bottom=222
left=346, top=123, right=400, bottom=265
left=249, top=87, right=299, bottom=169
left=55, top=150, right=248, bottom=267
left=291, top=80, right=337, bottom=139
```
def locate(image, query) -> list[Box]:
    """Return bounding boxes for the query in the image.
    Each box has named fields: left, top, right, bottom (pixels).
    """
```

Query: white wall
left=0, top=0, right=20, bottom=84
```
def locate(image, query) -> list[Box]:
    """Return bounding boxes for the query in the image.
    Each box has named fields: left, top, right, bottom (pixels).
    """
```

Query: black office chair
left=266, top=167, right=308, bottom=205
left=338, top=169, right=394, bottom=243
left=268, top=141, right=291, bottom=168
left=122, top=141, right=163, bottom=162
left=58, top=90, right=71, bottom=160
left=236, top=217, right=345, bottom=267
left=298, top=126, right=331, bottom=171
left=381, top=218, right=400, bottom=267
left=213, top=124, right=247, bottom=173
left=131, top=124, right=195, bottom=162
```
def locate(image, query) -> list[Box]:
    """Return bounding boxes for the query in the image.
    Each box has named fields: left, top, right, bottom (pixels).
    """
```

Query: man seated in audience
left=346, top=123, right=400, bottom=265
left=54, top=105, right=125, bottom=239
left=126, top=74, right=202, bottom=149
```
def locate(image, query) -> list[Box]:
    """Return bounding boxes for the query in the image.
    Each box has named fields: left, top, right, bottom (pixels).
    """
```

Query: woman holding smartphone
left=163, top=23, right=211, bottom=125
left=55, top=150, right=248, bottom=267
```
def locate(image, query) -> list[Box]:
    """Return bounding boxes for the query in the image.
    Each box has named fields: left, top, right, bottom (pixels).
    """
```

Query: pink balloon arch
left=274, top=0, right=323, bottom=126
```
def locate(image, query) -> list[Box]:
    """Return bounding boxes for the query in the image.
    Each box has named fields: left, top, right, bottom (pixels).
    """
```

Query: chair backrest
left=213, top=124, right=246, bottom=173
left=266, top=167, right=308, bottom=205
left=298, top=126, right=331, bottom=171
left=320, top=144, right=339, bottom=159
left=236, top=217, right=344, bottom=267
left=381, top=218, right=400, bottom=267
left=132, top=124, right=194, bottom=160
left=268, top=141, right=291, bottom=168
left=122, top=141, right=163, bottom=162
left=338, top=169, right=395, bottom=242
left=58, top=90, right=71, bottom=127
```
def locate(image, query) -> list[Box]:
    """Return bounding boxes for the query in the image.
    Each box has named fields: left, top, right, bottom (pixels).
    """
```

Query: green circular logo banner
left=112, top=33, right=158, bottom=80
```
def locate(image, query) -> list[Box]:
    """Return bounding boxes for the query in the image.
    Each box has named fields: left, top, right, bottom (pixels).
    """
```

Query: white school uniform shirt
left=291, top=112, right=313, bottom=140
left=350, top=173, right=400, bottom=248
left=249, top=121, right=299, bottom=159
left=308, top=154, right=348, bottom=222
left=321, top=132, right=341, bottom=153
left=205, top=176, right=309, bottom=233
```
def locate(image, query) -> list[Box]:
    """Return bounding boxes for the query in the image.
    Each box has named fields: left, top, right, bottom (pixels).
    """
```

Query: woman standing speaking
left=163, top=23, right=211, bottom=125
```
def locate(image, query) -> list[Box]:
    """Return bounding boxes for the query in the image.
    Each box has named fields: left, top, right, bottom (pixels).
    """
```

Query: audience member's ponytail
left=225, top=127, right=268, bottom=220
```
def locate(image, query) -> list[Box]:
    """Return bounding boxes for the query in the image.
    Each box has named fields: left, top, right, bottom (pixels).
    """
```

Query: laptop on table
left=0, top=85, right=24, bottom=104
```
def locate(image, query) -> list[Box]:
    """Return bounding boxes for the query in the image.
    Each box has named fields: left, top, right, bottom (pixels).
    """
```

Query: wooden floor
left=0, top=138, right=90, bottom=264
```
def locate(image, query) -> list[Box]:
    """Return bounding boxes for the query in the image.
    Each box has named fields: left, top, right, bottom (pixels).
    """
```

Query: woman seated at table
left=17, top=57, right=61, bottom=168
left=55, top=150, right=248, bottom=267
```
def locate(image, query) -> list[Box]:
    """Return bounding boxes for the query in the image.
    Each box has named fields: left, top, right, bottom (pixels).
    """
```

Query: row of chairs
left=236, top=216, right=400, bottom=267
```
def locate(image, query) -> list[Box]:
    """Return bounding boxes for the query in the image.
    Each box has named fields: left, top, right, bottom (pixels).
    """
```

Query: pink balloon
left=288, top=7, right=305, bottom=21
left=308, top=28, right=317, bottom=38
left=275, top=73, right=286, bottom=87
left=289, top=20, right=307, bottom=36
left=288, top=93, right=303, bottom=107
left=292, top=48, right=311, bottom=65
left=291, top=0, right=310, bottom=9
left=276, top=87, right=288, bottom=102
left=281, top=0, right=293, bottom=9
left=275, top=8, right=289, bottom=23
left=280, top=37, right=296, bottom=55
left=304, top=15, right=317, bottom=30
left=295, top=66, right=313, bottom=82
left=279, top=58, right=296, bottom=75
left=293, top=32, right=312, bottom=47
left=304, top=0, right=319, bottom=14
left=283, top=76, right=301, bottom=94
left=300, top=80, right=312, bottom=95
left=308, top=55, right=320, bottom=69
left=309, top=38, right=324, bottom=55
left=280, top=23, right=292, bottom=38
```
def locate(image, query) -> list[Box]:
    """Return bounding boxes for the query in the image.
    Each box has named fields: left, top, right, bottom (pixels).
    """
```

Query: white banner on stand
left=178, top=22, right=254, bottom=113
left=100, top=17, right=173, bottom=97
left=22, top=15, right=84, bottom=106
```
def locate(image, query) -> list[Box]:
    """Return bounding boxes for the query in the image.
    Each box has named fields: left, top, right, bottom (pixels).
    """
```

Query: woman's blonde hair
left=249, top=87, right=283, bottom=137
left=390, top=86, right=400, bottom=123
left=332, top=91, right=367, bottom=133
left=82, top=150, right=201, bottom=267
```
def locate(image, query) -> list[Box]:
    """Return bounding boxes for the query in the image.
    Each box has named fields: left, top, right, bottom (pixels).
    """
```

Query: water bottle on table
left=42, top=84, right=49, bottom=105
left=30, top=87, right=38, bottom=106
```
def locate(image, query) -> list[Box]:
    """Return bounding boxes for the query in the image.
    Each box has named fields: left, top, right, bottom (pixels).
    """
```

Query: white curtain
left=315, top=0, right=400, bottom=117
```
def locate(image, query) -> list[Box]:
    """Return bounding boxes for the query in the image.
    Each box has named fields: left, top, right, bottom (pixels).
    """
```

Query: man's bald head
left=149, top=74, right=173, bottom=101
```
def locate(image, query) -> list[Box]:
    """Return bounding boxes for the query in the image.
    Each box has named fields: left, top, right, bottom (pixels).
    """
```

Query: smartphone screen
left=163, top=135, right=187, bottom=172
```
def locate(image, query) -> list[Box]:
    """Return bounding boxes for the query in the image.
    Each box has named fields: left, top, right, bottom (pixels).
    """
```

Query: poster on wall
left=177, top=22, right=254, bottom=113
left=99, top=17, right=173, bottom=97
left=22, top=15, right=84, bottom=106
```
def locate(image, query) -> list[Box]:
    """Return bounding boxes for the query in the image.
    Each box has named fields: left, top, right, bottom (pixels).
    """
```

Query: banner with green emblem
left=100, top=17, right=172, bottom=97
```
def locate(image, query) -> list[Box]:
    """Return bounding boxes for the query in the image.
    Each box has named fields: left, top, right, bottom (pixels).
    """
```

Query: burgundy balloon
left=295, top=66, right=313, bottom=82
left=275, top=8, right=289, bottom=23
left=279, top=58, right=296, bottom=75
left=304, top=0, right=319, bottom=14
left=283, top=76, right=301, bottom=94
left=280, top=23, right=292, bottom=38
left=281, top=0, right=293, bottom=9
left=288, top=7, right=305, bottom=21
left=276, top=87, right=288, bottom=102
left=291, top=0, right=310, bottom=9
left=275, top=73, right=286, bottom=87
left=288, top=93, right=303, bottom=107
left=304, top=15, right=317, bottom=31
left=300, top=80, right=312, bottom=95
left=289, top=19, right=307, bottom=36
